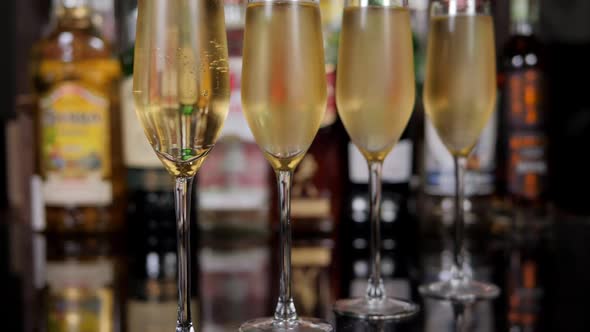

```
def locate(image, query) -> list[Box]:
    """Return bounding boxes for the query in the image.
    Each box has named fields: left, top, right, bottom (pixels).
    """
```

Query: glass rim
left=430, top=0, right=491, bottom=15
left=247, top=0, right=320, bottom=3
left=344, top=0, right=409, bottom=7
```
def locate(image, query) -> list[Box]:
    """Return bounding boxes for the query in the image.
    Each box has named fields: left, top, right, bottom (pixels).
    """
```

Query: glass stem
left=453, top=302, right=467, bottom=332
left=453, top=156, right=467, bottom=280
left=367, top=161, right=385, bottom=300
left=175, top=176, right=194, bottom=332
left=274, top=170, right=298, bottom=324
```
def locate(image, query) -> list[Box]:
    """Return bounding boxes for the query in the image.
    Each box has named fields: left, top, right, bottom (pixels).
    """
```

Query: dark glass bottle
left=498, top=0, right=548, bottom=214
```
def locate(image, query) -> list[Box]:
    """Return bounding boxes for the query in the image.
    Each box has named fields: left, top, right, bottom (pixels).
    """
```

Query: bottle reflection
left=291, top=240, right=335, bottom=320
left=505, top=220, right=546, bottom=332
left=198, top=230, right=271, bottom=332
left=33, top=233, right=125, bottom=332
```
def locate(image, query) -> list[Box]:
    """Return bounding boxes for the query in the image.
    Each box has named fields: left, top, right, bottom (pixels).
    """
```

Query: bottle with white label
left=31, top=0, right=123, bottom=233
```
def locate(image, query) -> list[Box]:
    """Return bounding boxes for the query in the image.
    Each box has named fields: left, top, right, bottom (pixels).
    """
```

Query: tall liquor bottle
left=31, top=0, right=123, bottom=233
left=197, top=0, right=270, bottom=232
left=498, top=0, right=548, bottom=216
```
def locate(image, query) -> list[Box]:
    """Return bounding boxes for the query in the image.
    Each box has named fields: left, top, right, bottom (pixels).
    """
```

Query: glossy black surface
left=3, top=210, right=590, bottom=332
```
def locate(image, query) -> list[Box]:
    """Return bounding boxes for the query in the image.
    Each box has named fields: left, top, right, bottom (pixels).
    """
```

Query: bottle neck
left=56, top=5, right=93, bottom=30
left=509, top=0, right=537, bottom=37
left=511, top=21, right=534, bottom=36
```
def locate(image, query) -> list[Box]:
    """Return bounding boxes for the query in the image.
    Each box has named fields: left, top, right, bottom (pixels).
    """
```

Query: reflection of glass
left=333, top=0, right=419, bottom=321
left=133, top=0, right=230, bottom=331
left=239, top=0, right=331, bottom=331
left=419, top=0, right=499, bottom=304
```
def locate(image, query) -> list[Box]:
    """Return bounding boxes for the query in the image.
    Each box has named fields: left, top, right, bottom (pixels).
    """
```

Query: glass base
left=175, top=323, right=195, bottom=332
left=239, top=317, right=332, bottom=332
left=333, top=297, right=419, bottom=321
left=419, top=279, right=500, bottom=304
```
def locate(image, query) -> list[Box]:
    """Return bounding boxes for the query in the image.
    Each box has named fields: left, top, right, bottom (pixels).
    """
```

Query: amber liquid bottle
left=31, top=0, right=123, bottom=233
left=498, top=0, right=548, bottom=215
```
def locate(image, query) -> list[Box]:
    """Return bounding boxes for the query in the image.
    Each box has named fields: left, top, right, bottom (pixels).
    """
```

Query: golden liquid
left=337, top=6, right=415, bottom=162
left=133, top=0, right=230, bottom=177
left=423, top=15, right=496, bottom=157
left=242, top=1, right=327, bottom=171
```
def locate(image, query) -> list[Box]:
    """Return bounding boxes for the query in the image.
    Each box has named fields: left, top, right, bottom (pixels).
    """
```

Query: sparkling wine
left=423, top=15, right=496, bottom=157
left=133, top=0, right=230, bottom=177
left=241, top=1, right=327, bottom=171
left=337, top=6, right=415, bottom=162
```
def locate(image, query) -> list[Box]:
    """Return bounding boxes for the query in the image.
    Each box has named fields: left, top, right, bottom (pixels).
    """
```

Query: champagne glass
left=419, top=0, right=500, bottom=303
left=133, top=1, right=229, bottom=331
left=333, top=0, right=419, bottom=321
left=239, top=0, right=331, bottom=331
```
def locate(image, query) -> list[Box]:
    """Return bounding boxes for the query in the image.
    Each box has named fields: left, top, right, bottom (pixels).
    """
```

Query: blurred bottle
left=31, top=0, right=123, bottom=233
left=199, top=230, right=271, bottom=332
left=33, top=233, right=125, bottom=332
left=497, top=0, right=548, bottom=219
left=52, top=0, right=117, bottom=45
left=198, top=0, right=270, bottom=233
left=90, top=0, right=116, bottom=46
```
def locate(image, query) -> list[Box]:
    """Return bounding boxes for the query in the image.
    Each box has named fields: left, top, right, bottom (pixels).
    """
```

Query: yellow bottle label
left=40, top=83, right=112, bottom=206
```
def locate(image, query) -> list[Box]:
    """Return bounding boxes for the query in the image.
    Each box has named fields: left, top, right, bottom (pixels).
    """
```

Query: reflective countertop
left=3, top=211, right=590, bottom=332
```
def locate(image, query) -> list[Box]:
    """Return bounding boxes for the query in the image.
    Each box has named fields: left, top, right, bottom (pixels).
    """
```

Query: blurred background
left=1, top=0, right=590, bottom=331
